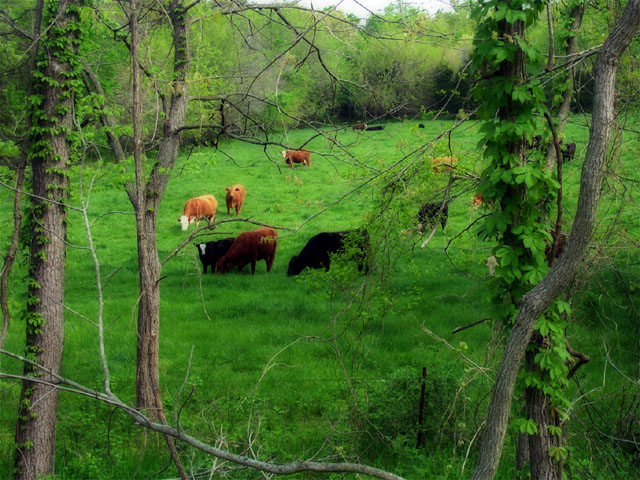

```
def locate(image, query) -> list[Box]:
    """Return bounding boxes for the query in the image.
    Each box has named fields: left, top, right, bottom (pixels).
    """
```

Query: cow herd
left=181, top=128, right=578, bottom=277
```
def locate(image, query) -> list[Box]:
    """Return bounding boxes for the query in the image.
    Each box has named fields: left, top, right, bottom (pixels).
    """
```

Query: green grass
left=1, top=117, right=638, bottom=479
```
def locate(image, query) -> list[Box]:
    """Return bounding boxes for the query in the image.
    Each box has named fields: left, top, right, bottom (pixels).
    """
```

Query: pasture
left=1, top=117, right=638, bottom=479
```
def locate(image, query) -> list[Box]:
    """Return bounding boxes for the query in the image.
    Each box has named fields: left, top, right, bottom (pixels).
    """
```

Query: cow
left=225, top=184, right=246, bottom=216
left=352, top=123, right=367, bottom=131
left=527, top=135, right=543, bottom=149
left=216, top=227, right=278, bottom=275
left=178, top=195, right=218, bottom=231
left=471, top=193, right=484, bottom=208
left=194, top=238, right=235, bottom=274
left=561, top=142, right=576, bottom=162
left=431, top=156, right=458, bottom=173
left=545, top=230, right=568, bottom=261
left=487, top=255, right=498, bottom=276
left=417, top=202, right=448, bottom=233
left=287, top=230, right=369, bottom=276
left=282, top=149, right=311, bottom=168
left=418, top=123, right=425, bottom=129
left=366, top=125, right=385, bottom=131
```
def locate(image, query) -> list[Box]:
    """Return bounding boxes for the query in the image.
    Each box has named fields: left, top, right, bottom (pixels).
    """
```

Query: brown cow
left=225, top=184, right=246, bottom=216
left=178, top=195, right=217, bottom=231
left=471, top=193, right=484, bottom=208
left=352, top=123, right=367, bottom=131
left=545, top=230, right=568, bottom=261
left=217, top=227, right=278, bottom=275
left=281, top=149, right=311, bottom=168
left=431, top=156, right=458, bottom=173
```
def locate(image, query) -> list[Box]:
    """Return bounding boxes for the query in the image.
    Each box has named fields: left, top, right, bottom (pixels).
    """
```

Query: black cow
left=527, top=135, right=542, bottom=149
left=561, top=142, right=576, bottom=162
left=195, top=237, right=235, bottom=274
left=365, top=125, right=385, bottom=131
left=417, top=202, right=448, bottom=233
left=287, top=230, right=369, bottom=276
left=418, top=123, right=425, bottom=129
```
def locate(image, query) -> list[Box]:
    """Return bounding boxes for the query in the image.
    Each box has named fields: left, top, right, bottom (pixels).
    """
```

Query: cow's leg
left=251, top=260, right=256, bottom=275
left=266, top=254, right=275, bottom=272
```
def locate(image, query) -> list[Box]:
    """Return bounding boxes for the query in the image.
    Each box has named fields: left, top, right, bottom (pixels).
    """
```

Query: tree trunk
left=13, top=1, right=81, bottom=478
left=472, top=3, right=640, bottom=479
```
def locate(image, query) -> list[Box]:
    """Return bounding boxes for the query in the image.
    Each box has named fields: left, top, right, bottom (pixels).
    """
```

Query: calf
left=545, top=230, right=568, bottom=261
left=287, top=230, right=369, bottom=276
left=417, top=202, right=448, bottom=233
left=352, top=123, right=367, bottom=131
left=366, top=125, right=385, bottom=131
left=178, top=195, right=218, bottom=230
left=217, top=227, right=278, bottom=274
left=225, top=184, right=246, bottom=216
left=194, top=238, right=235, bottom=274
left=431, top=156, right=458, bottom=173
left=561, top=142, right=576, bottom=162
left=282, top=149, right=311, bottom=168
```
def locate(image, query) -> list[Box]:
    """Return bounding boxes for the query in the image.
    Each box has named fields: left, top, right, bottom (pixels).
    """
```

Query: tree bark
left=472, top=3, right=640, bottom=479
left=13, top=1, right=81, bottom=478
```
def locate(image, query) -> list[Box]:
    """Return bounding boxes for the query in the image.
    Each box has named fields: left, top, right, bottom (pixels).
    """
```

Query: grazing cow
left=527, top=135, right=543, bottom=149
left=366, top=125, right=385, bottom=131
left=282, top=149, right=311, bottom=168
left=561, top=142, right=576, bottom=162
left=225, top=184, right=246, bottom=216
left=545, top=230, right=568, bottom=261
left=352, top=123, right=367, bottom=131
left=418, top=123, right=425, bottom=129
left=487, top=255, right=498, bottom=276
left=217, top=227, right=278, bottom=275
left=178, top=195, right=218, bottom=231
left=417, top=202, right=448, bottom=233
left=287, top=230, right=369, bottom=276
left=194, top=238, right=235, bottom=274
left=431, top=156, right=458, bottom=173
left=472, top=193, right=484, bottom=208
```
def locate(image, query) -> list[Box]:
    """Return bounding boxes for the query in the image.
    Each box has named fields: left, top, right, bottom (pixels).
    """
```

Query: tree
left=472, top=1, right=640, bottom=479
left=13, top=0, right=85, bottom=478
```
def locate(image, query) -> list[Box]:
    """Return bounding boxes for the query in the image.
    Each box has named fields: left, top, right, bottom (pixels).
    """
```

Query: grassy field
left=1, top=117, right=638, bottom=479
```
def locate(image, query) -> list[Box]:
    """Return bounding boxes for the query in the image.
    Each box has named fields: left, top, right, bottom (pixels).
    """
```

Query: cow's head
left=281, top=150, right=287, bottom=159
left=287, top=255, right=303, bottom=276
left=179, top=215, right=190, bottom=231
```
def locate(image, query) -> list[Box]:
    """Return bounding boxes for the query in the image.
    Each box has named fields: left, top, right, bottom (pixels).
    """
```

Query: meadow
left=1, top=116, right=638, bottom=479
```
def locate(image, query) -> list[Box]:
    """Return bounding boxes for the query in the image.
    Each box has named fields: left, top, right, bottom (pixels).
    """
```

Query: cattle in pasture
left=195, top=238, right=235, bottom=274
left=417, top=202, right=448, bottom=233
left=418, top=123, right=425, bottom=129
left=561, top=142, right=576, bottom=162
left=352, top=123, right=367, bottom=131
left=366, top=125, right=385, bottom=131
left=282, top=149, right=311, bottom=168
left=225, top=184, right=246, bottom=216
left=527, top=135, right=543, bottom=149
left=487, top=255, right=498, bottom=276
left=287, top=230, right=369, bottom=276
left=431, top=156, right=458, bottom=173
left=178, top=195, right=218, bottom=231
left=216, top=227, right=278, bottom=275
left=545, top=230, right=568, bottom=261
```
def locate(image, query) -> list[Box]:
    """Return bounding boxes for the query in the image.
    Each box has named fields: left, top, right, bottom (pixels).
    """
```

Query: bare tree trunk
left=13, top=1, right=81, bottom=478
left=128, top=1, right=190, bottom=477
left=472, top=3, right=640, bottom=479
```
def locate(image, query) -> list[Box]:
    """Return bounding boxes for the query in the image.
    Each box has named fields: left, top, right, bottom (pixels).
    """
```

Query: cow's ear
left=225, top=187, right=230, bottom=192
